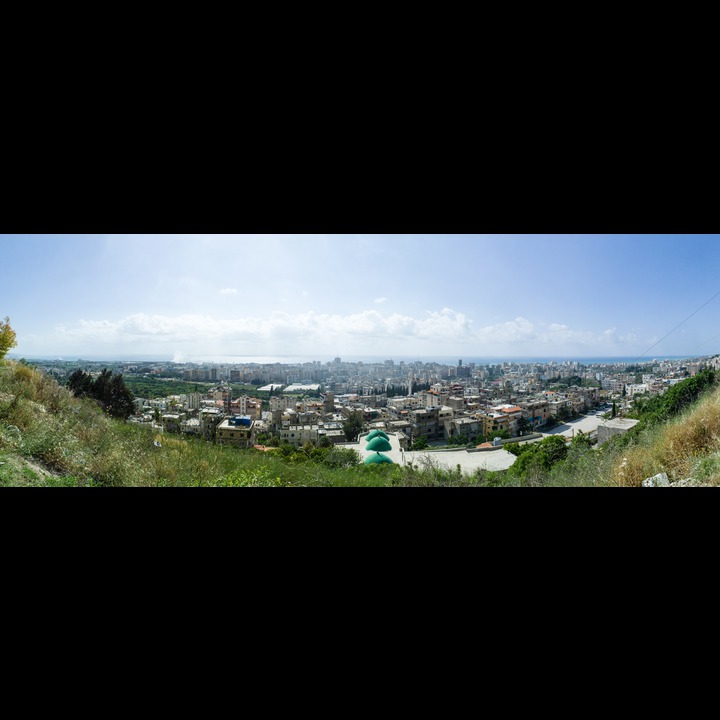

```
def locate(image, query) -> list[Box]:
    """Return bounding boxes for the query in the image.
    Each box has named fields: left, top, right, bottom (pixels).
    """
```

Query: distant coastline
left=8, top=353, right=705, bottom=366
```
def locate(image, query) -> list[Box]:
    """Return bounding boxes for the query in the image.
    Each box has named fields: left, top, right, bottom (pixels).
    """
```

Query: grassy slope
left=0, top=361, right=480, bottom=487
left=4, top=360, right=719, bottom=487
left=607, top=381, right=720, bottom=486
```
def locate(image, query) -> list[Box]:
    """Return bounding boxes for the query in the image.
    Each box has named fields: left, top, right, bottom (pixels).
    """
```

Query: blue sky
left=2, top=234, right=720, bottom=360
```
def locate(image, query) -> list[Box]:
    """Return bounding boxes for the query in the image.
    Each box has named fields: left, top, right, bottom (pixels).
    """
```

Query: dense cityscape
left=27, top=354, right=720, bottom=469
left=4, top=234, right=720, bottom=487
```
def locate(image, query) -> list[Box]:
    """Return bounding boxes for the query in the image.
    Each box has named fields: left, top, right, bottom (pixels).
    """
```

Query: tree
left=67, top=367, right=136, bottom=420
left=106, top=372, right=136, bottom=419
left=557, top=405, right=571, bottom=422
left=516, top=417, right=531, bottom=436
left=412, top=436, right=429, bottom=451
left=0, top=316, right=17, bottom=361
left=508, top=435, right=568, bottom=479
left=324, top=447, right=361, bottom=468
left=67, top=369, right=93, bottom=397
left=342, top=411, right=365, bottom=442
left=571, top=430, right=593, bottom=450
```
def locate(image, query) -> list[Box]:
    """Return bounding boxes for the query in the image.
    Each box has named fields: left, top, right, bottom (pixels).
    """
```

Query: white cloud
left=374, top=297, right=387, bottom=304
left=219, top=288, right=238, bottom=296
left=32, top=310, right=650, bottom=357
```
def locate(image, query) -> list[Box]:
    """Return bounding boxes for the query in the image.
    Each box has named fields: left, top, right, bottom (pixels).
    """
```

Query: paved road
left=541, top=411, right=607, bottom=439
left=353, top=433, right=517, bottom=475
left=351, top=411, right=609, bottom=475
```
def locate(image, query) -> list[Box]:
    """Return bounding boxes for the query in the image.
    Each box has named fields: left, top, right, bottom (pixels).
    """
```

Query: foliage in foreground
left=609, top=380, right=720, bottom=487
left=3, top=361, right=720, bottom=488
left=0, top=316, right=17, bottom=361
left=0, top=361, right=503, bottom=487
left=67, top=368, right=136, bottom=419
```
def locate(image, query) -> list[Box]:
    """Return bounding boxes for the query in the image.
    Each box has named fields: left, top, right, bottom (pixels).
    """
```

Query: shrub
left=0, top=317, right=17, bottom=361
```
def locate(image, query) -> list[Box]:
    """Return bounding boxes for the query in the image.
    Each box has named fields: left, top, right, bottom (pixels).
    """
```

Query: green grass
left=1, top=361, right=492, bottom=487
left=5, top=360, right=719, bottom=488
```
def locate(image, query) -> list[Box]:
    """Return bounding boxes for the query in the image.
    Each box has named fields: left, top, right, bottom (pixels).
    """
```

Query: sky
left=2, top=234, right=720, bottom=361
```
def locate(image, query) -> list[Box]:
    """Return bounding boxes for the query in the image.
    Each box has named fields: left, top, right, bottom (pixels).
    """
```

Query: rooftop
left=602, top=418, right=640, bottom=430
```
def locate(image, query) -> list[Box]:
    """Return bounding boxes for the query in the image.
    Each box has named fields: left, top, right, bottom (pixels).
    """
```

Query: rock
left=669, top=478, right=704, bottom=487
left=642, top=472, right=670, bottom=487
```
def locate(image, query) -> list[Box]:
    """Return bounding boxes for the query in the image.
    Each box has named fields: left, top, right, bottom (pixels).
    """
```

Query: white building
left=279, top=425, right=320, bottom=446
left=625, top=383, right=649, bottom=398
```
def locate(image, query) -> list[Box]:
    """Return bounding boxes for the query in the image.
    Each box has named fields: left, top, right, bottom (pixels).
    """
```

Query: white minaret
left=408, top=370, right=413, bottom=397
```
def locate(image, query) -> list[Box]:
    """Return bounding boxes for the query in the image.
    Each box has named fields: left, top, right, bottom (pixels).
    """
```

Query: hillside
left=0, top=360, right=475, bottom=487
left=495, top=369, right=720, bottom=487
left=2, top=360, right=719, bottom=487
left=606, top=373, right=720, bottom=486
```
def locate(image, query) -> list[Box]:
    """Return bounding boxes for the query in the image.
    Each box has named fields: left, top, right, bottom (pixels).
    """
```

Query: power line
left=689, top=327, right=720, bottom=356
left=631, top=286, right=720, bottom=364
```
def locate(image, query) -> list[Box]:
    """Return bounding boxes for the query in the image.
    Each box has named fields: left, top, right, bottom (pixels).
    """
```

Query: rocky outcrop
left=642, top=472, right=670, bottom=487
left=642, top=472, right=709, bottom=487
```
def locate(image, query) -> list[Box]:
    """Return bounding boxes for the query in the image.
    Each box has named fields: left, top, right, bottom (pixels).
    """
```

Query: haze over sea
left=16, top=353, right=698, bottom=365
left=178, top=354, right=698, bottom=365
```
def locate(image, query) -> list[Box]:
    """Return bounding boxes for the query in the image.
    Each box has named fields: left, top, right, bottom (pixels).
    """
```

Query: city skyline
left=3, top=234, right=720, bottom=360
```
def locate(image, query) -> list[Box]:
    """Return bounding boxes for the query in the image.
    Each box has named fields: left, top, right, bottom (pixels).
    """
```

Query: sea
left=158, top=354, right=698, bottom=366
left=13, top=353, right=699, bottom=366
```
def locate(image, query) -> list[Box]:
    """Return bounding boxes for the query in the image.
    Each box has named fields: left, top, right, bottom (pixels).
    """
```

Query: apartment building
left=446, top=396, right=466, bottom=411
left=279, top=425, right=320, bottom=446
left=491, top=404, right=524, bottom=435
left=270, top=396, right=297, bottom=413
left=317, top=422, right=346, bottom=445
left=162, top=412, right=186, bottom=433
left=199, top=408, right=225, bottom=439
left=519, top=400, right=550, bottom=428
left=444, top=416, right=482, bottom=441
left=479, top=412, right=510, bottom=437
left=625, top=383, right=649, bottom=398
left=548, top=398, right=572, bottom=418
left=410, top=407, right=443, bottom=440
left=216, top=416, right=254, bottom=447
left=424, top=390, right=449, bottom=407
left=180, top=417, right=202, bottom=436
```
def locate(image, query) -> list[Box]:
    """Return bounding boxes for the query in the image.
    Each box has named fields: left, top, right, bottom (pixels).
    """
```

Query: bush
left=506, top=435, right=568, bottom=480
left=323, top=447, right=361, bottom=469
left=67, top=368, right=136, bottom=420
left=0, top=317, right=17, bottom=361
left=412, top=436, right=429, bottom=451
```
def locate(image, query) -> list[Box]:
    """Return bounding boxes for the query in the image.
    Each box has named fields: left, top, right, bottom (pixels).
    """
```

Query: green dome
left=364, top=452, right=394, bottom=465
left=367, top=429, right=389, bottom=442
left=366, top=436, right=392, bottom=452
